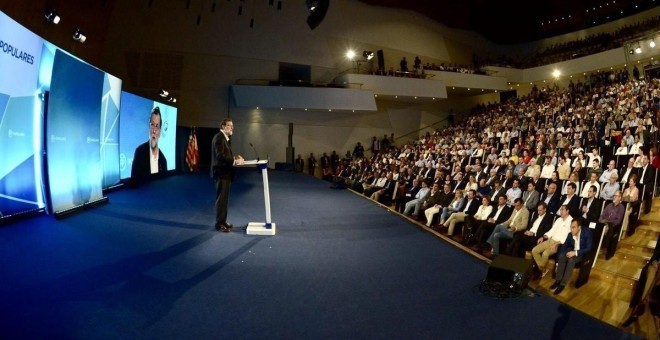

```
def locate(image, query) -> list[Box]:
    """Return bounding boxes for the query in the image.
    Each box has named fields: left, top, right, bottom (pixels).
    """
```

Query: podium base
left=246, top=222, right=277, bottom=235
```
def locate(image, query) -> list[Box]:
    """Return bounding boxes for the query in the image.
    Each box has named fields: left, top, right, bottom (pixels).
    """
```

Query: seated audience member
left=466, top=195, right=512, bottom=247
left=461, top=196, right=493, bottom=242
left=599, top=190, right=626, bottom=247
left=540, top=156, right=555, bottom=179
left=580, top=185, right=603, bottom=224
left=423, top=183, right=453, bottom=226
left=557, top=156, right=571, bottom=180
left=615, top=139, right=629, bottom=155
left=484, top=198, right=529, bottom=256
left=436, top=190, right=466, bottom=226
left=439, top=190, right=479, bottom=235
left=476, top=178, right=491, bottom=197
left=532, top=205, right=573, bottom=277
left=621, top=174, right=641, bottom=236
left=561, top=172, right=580, bottom=195
left=394, top=178, right=421, bottom=213
left=599, top=173, right=620, bottom=201
left=539, top=182, right=561, bottom=215
left=580, top=172, right=601, bottom=198
left=558, top=182, right=581, bottom=218
left=619, top=158, right=636, bottom=184
left=521, top=181, right=540, bottom=211
left=549, top=218, right=593, bottom=294
left=402, top=181, right=430, bottom=218
left=370, top=172, right=396, bottom=204
left=506, top=202, right=554, bottom=258
left=505, top=178, right=522, bottom=206
left=599, top=160, right=618, bottom=184
left=637, top=156, right=655, bottom=214
left=587, top=159, right=603, bottom=179
left=489, top=180, right=506, bottom=205
left=363, top=171, right=387, bottom=196
left=419, top=183, right=444, bottom=223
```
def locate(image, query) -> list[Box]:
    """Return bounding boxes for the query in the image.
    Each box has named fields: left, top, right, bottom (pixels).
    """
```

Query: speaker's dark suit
left=211, top=131, right=235, bottom=228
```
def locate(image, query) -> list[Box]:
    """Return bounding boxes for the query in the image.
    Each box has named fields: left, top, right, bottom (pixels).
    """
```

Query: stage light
left=363, top=51, right=374, bottom=60
left=167, top=97, right=177, bottom=103
left=346, top=50, right=356, bottom=60
left=159, top=89, right=169, bottom=97
left=45, top=9, right=60, bottom=24
left=629, top=49, right=634, bottom=54
left=635, top=46, right=642, bottom=54
left=650, top=40, right=656, bottom=48
left=306, top=0, right=329, bottom=30
left=306, top=0, right=318, bottom=11
left=72, top=28, right=86, bottom=43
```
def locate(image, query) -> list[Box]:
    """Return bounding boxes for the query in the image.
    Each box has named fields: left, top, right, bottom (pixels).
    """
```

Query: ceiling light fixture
left=72, top=28, right=86, bottom=43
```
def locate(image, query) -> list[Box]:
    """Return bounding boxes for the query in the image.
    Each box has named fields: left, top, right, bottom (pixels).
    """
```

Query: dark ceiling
left=358, top=0, right=660, bottom=44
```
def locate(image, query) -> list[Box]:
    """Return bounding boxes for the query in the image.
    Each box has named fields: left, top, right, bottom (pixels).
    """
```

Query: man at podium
left=211, top=118, right=244, bottom=232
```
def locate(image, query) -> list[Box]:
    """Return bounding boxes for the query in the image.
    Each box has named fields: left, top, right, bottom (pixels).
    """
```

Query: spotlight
left=306, top=0, right=318, bottom=11
left=167, top=97, right=177, bottom=103
left=635, top=46, right=642, bottom=54
left=650, top=41, right=656, bottom=48
left=72, top=28, right=86, bottom=43
left=45, top=9, right=60, bottom=24
left=346, top=50, right=356, bottom=60
left=363, top=51, right=374, bottom=60
left=629, top=49, right=635, bottom=55
left=306, top=0, right=329, bottom=30
left=159, top=89, right=169, bottom=97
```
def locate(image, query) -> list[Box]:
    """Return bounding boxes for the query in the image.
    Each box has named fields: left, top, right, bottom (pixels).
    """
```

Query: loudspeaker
left=486, top=255, right=533, bottom=290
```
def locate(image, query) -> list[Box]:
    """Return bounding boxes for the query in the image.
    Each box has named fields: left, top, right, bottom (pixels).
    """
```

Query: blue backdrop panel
left=0, top=11, right=45, bottom=217
left=46, top=50, right=104, bottom=213
left=101, top=74, right=122, bottom=188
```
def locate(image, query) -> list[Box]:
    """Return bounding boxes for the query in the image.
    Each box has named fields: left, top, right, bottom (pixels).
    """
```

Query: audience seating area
left=311, top=72, right=659, bottom=294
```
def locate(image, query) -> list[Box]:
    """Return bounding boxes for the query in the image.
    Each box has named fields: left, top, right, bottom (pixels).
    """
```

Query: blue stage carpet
left=0, top=169, right=638, bottom=339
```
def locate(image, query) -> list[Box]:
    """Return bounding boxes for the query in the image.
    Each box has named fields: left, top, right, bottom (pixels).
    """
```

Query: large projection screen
left=119, top=91, right=177, bottom=181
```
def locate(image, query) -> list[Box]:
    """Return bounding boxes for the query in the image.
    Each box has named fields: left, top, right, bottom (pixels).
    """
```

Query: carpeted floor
left=0, top=169, right=638, bottom=339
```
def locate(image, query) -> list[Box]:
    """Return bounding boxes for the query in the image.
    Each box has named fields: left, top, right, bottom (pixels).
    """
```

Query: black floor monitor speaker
left=486, top=255, right=533, bottom=290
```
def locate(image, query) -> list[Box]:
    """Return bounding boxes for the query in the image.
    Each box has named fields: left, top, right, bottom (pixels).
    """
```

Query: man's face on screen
left=149, top=113, right=161, bottom=150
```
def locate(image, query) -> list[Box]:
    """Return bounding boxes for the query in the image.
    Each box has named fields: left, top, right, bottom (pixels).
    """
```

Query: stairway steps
left=620, top=231, right=658, bottom=250
left=594, top=252, right=647, bottom=280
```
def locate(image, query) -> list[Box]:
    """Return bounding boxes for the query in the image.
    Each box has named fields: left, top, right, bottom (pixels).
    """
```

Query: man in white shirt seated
left=539, top=156, right=555, bottom=179
left=505, top=179, right=522, bottom=206
left=580, top=172, right=601, bottom=198
left=532, top=205, right=573, bottom=277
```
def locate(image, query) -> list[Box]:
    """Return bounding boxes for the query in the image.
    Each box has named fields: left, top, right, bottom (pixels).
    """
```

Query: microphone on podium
left=249, top=142, right=260, bottom=161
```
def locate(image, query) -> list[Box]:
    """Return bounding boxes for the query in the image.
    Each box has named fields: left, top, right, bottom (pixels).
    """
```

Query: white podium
left=240, top=160, right=276, bottom=235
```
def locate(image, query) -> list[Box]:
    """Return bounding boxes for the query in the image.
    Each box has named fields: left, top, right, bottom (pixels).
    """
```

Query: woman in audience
left=615, top=139, right=629, bottom=155
left=633, top=148, right=647, bottom=168
left=439, top=190, right=465, bottom=225
left=562, top=171, right=581, bottom=195
left=621, top=174, right=640, bottom=237
left=572, top=150, right=587, bottom=169
left=466, top=175, right=478, bottom=192
left=573, top=161, right=586, bottom=182
left=547, top=170, right=563, bottom=192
